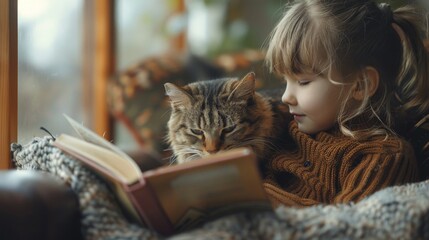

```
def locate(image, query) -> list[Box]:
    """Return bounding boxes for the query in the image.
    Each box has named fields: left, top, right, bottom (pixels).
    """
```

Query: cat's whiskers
left=185, top=154, right=202, bottom=162
left=168, top=155, right=178, bottom=165
left=174, top=145, right=204, bottom=163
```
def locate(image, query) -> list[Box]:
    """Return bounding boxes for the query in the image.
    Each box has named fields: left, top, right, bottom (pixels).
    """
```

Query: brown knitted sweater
left=263, top=121, right=419, bottom=207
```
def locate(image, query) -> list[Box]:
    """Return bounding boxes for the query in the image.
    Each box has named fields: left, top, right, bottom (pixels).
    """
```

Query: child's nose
left=282, top=88, right=297, bottom=105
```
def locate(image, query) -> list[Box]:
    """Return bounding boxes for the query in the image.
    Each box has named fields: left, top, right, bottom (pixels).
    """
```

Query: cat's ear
left=164, top=83, right=194, bottom=109
left=228, top=72, right=256, bottom=102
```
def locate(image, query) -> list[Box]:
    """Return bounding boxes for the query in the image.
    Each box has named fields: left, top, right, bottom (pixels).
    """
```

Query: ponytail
left=392, top=6, right=429, bottom=126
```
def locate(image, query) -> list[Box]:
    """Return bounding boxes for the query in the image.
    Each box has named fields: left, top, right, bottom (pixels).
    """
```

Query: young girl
left=263, top=0, right=429, bottom=207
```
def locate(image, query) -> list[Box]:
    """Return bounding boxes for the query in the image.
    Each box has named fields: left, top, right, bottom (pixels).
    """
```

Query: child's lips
left=291, top=113, right=305, bottom=121
left=290, top=112, right=304, bottom=116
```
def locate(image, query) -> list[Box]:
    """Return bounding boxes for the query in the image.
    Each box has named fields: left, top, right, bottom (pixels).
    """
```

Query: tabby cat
left=164, top=72, right=292, bottom=164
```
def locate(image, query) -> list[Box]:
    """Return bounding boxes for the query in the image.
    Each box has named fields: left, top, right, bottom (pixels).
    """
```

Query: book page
left=54, top=134, right=142, bottom=184
left=64, top=114, right=136, bottom=164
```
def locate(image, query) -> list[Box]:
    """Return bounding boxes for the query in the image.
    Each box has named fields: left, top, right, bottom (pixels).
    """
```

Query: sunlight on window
left=116, top=0, right=174, bottom=70
left=18, top=0, right=84, bottom=142
left=186, top=0, right=228, bottom=56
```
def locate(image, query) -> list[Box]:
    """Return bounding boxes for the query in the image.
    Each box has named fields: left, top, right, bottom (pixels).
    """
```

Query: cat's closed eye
left=222, top=125, right=236, bottom=134
left=190, top=128, right=204, bottom=135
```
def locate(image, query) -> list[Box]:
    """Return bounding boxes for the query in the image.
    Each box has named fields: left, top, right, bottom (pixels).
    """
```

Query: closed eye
left=222, top=125, right=236, bottom=134
left=298, top=80, right=310, bottom=86
left=190, top=128, right=204, bottom=135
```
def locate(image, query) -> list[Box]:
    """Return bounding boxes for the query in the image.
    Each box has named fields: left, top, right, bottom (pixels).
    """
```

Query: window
left=18, top=0, right=85, bottom=143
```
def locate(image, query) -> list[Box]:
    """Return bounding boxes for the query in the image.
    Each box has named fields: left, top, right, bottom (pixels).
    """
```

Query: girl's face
left=282, top=72, right=349, bottom=134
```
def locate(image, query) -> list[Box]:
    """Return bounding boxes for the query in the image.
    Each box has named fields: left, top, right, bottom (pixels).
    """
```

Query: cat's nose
left=205, top=144, right=220, bottom=154
left=204, top=135, right=220, bottom=154
left=205, top=142, right=219, bottom=154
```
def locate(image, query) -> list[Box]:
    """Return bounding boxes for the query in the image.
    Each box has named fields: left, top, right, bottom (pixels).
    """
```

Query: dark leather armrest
left=0, top=170, right=83, bottom=240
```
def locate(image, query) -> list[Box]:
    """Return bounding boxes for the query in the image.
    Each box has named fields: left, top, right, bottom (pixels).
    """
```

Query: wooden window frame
left=1, top=0, right=185, bottom=169
left=0, top=0, right=17, bottom=169
left=0, top=0, right=114, bottom=169
left=84, top=0, right=116, bottom=140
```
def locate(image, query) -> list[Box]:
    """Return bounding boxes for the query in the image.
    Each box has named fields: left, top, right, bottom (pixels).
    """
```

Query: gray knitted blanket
left=11, top=136, right=429, bottom=240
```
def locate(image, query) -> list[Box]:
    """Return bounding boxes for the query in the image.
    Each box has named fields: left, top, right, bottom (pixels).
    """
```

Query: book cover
left=53, top=115, right=271, bottom=235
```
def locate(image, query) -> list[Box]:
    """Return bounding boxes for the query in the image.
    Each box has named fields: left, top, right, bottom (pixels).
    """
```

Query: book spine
left=125, top=178, right=175, bottom=236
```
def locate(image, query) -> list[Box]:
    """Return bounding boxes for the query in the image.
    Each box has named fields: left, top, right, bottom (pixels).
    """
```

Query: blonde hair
left=266, top=0, right=429, bottom=139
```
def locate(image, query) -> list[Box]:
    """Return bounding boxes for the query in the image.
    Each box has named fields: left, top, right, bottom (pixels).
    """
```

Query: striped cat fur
left=164, top=72, right=292, bottom=164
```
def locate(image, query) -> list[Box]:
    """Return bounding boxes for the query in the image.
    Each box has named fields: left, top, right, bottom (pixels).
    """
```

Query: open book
left=53, top=115, right=271, bottom=236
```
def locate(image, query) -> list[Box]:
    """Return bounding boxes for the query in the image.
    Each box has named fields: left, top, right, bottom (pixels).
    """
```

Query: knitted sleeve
left=333, top=140, right=419, bottom=203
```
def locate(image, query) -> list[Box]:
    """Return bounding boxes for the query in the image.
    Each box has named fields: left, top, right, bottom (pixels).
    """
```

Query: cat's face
left=165, top=73, right=273, bottom=163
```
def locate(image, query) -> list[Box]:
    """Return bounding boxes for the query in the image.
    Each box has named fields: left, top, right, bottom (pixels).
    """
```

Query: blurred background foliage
left=197, top=0, right=427, bottom=57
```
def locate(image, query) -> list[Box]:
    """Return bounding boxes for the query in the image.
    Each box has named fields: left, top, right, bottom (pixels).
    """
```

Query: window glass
left=18, top=0, right=84, bottom=142
left=185, top=0, right=284, bottom=57
left=116, top=0, right=174, bottom=70
left=115, top=1, right=179, bottom=148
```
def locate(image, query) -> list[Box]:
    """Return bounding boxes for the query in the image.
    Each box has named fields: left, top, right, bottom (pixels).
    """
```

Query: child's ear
left=352, top=67, right=379, bottom=101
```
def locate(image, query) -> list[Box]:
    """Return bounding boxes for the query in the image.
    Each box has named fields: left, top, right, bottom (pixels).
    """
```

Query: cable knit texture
left=11, top=136, right=429, bottom=239
left=263, top=121, right=419, bottom=207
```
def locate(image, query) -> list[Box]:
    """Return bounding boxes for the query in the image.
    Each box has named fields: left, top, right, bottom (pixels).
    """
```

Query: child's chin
left=297, top=124, right=319, bottom=135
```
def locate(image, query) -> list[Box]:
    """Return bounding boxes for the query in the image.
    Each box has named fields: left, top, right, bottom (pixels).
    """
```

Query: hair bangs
left=266, top=3, right=334, bottom=78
